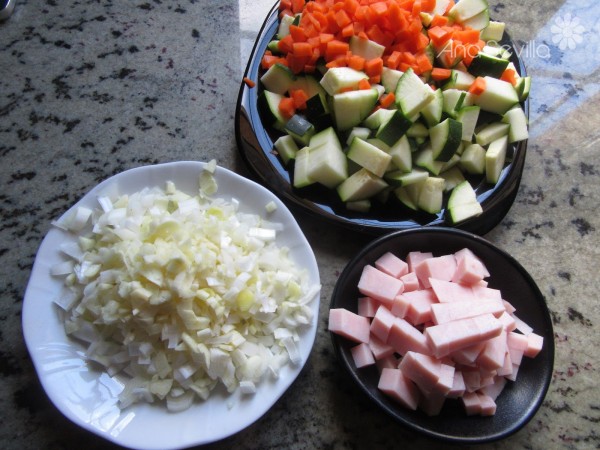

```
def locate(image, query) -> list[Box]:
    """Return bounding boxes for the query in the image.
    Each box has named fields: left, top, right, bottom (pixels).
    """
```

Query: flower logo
left=551, top=13, right=585, bottom=51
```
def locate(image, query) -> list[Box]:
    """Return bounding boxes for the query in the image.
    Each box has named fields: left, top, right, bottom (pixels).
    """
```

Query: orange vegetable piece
left=468, top=76, right=487, bottom=95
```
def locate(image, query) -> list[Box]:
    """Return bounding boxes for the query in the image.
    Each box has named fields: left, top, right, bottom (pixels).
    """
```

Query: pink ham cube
left=424, top=313, right=503, bottom=358
left=358, top=265, right=404, bottom=307
left=388, top=318, right=431, bottom=356
left=378, top=368, right=420, bottom=410
left=446, top=370, right=466, bottom=398
left=478, top=393, right=497, bottom=416
left=376, top=355, right=399, bottom=372
left=430, top=299, right=505, bottom=325
left=403, top=289, right=437, bottom=325
left=406, top=251, right=433, bottom=272
left=370, top=306, right=397, bottom=342
left=419, top=391, right=446, bottom=416
left=351, top=343, right=376, bottom=368
left=452, top=248, right=490, bottom=285
left=462, top=391, right=482, bottom=415
left=398, top=351, right=443, bottom=394
left=357, top=296, right=380, bottom=318
left=368, top=335, right=395, bottom=360
left=480, top=376, right=507, bottom=400
left=477, top=330, right=507, bottom=371
left=429, top=278, right=476, bottom=303
left=524, top=332, right=544, bottom=358
left=375, top=252, right=409, bottom=278
left=400, top=271, right=420, bottom=292
left=328, top=308, right=370, bottom=343
left=414, top=255, right=457, bottom=289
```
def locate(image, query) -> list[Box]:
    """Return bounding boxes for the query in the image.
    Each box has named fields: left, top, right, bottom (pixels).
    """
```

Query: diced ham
left=498, top=311, right=517, bottom=331
left=328, top=308, right=370, bottom=343
left=480, top=376, right=507, bottom=401
left=376, top=355, right=399, bottom=372
left=402, top=289, right=437, bottom=325
left=388, top=318, right=431, bottom=356
left=358, top=265, right=404, bottom=307
left=512, top=314, right=534, bottom=335
left=430, top=299, right=505, bottom=325
left=429, top=278, right=476, bottom=303
left=507, top=331, right=528, bottom=365
left=357, top=296, right=380, bottom=318
left=368, top=335, right=395, bottom=360
left=331, top=247, right=545, bottom=418
left=477, top=330, right=507, bottom=371
left=370, top=306, right=396, bottom=342
left=446, top=370, right=466, bottom=398
left=398, top=351, right=443, bottom=393
left=375, top=252, right=409, bottom=278
left=450, top=342, right=485, bottom=366
left=419, top=391, right=446, bottom=416
left=406, top=251, right=433, bottom=272
left=496, top=351, right=514, bottom=377
left=378, top=368, right=420, bottom=410
left=425, top=313, right=503, bottom=358
left=390, top=295, right=410, bottom=318
left=414, top=255, right=457, bottom=289
left=471, top=284, right=502, bottom=301
left=478, top=393, right=497, bottom=416
left=452, top=248, right=490, bottom=285
left=525, top=332, right=544, bottom=358
left=399, top=271, right=420, bottom=292
left=435, top=363, right=456, bottom=395
left=461, top=391, right=481, bottom=415
left=351, top=343, right=376, bottom=368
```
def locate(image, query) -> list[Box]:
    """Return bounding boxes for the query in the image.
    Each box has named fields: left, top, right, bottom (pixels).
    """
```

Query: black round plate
left=235, top=2, right=529, bottom=236
left=329, top=227, right=554, bottom=444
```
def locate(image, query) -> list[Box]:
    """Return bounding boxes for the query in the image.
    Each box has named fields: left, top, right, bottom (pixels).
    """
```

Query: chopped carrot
left=279, top=0, right=292, bottom=11
left=279, top=97, right=296, bottom=120
left=278, top=34, right=294, bottom=54
left=453, top=29, right=481, bottom=45
left=290, top=89, right=310, bottom=109
left=364, top=57, right=384, bottom=77
left=428, top=26, right=453, bottom=47
left=501, top=68, right=518, bottom=86
left=469, top=76, right=486, bottom=95
left=421, top=0, right=436, bottom=12
left=325, top=39, right=350, bottom=60
left=358, top=78, right=372, bottom=90
left=291, top=0, right=305, bottom=14
left=416, top=52, right=433, bottom=73
left=292, top=42, right=313, bottom=57
left=379, top=91, right=395, bottom=108
left=348, top=54, right=366, bottom=70
left=430, top=14, right=449, bottom=27
left=341, top=23, right=355, bottom=38
left=431, top=67, right=452, bottom=81
left=243, top=77, right=256, bottom=88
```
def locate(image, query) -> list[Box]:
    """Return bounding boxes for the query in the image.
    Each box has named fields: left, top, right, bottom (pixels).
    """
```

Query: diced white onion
left=53, top=165, right=320, bottom=412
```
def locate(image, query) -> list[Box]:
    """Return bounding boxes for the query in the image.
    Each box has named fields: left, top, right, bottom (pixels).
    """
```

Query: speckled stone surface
left=1, top=1, right=599, bottom=449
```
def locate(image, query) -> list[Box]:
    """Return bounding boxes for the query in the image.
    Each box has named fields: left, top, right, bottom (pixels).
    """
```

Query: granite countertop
left=1, top=0, right=598, bottom=449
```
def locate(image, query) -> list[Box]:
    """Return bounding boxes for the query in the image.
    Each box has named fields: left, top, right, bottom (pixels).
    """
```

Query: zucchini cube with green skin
left=468, top=52, right=509, bottom=78
left=440, top=166, right=466, bottom=192
left=258, top=91, right=288, bottom=131
left=485, top=134, right=508, bottom=184
left=430, top=118, right=463, bottom=162
left=515, top=76, right=531, bottom=102
left=456, top=105, right=481, bottom=141
left=381, top=67, right=404, bottom=93
left=480, top=20, right=506, bottom=41
left=332, top=88, right=379, bottom=131
left=471, top=76, right=519, bottom=114
left=414, top=146, right=445, bottom=175
left=447, top=180, right=483, bottom=223
left=293, top=147, right=314, bottom=189
left=273, top=135, right=299, bottom=166
left=320, top=67, right=369, bottom=96
left=501, top=106, right=529, bottom=143
left=416, top=176, right=446, bottom=214
left=395, top=68, right=436, bottom=117
left=394, top=186, right=418, bottom=210
left=305, top=135, right=348, bottom=189
left=387, top=135, right=412, bottom=173
left=376, top=110, right=413, bottom=146
left=448, top=0, right=489, bottom=23
left=462, top=8, right=490, bottom=30
left=349, top=36, right=385, bottom=60
left=475, top=121, right=509, bottom=146
left=460, top=143, right=486, bottom=174
left=347, top=137, right=392, bottom=177
left=284, top=115, right=316, bottom=147
left=363, top=108, right=396, bottom=130
left=260, top=63, right=296, bottom=95
left=384, top=168, right=428, bottom=187
left=337, top=168, right=388, bottom=202
left=421, top=87, right=443, bottom=127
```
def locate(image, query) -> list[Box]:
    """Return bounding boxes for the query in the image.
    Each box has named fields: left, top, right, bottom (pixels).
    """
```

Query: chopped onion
left=52, top=164, right=320, bottom=411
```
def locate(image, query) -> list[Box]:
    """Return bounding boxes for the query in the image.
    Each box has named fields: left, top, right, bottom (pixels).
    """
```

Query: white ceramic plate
left=22, top=161, right=321, bottom=450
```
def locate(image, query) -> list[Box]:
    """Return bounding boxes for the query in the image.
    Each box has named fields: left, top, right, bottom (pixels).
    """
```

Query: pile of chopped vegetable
left=51, top=163, right=319, bottom=411
left=255, top=0, right=530, bottom=222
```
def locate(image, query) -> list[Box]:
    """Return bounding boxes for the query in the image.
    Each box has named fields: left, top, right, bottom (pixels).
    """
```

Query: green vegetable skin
left=259, top=0, right=529, bottom=223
